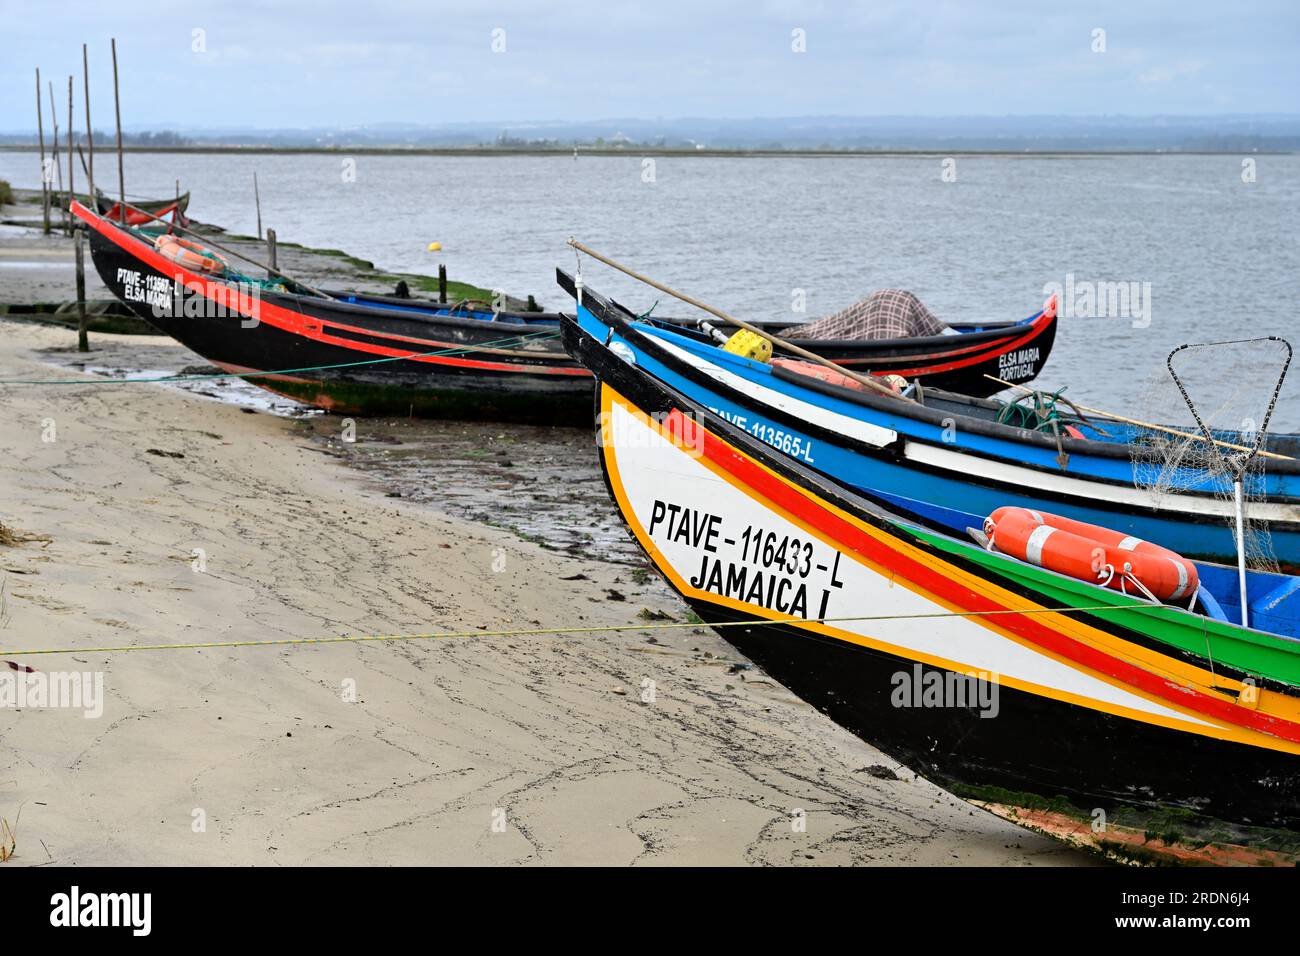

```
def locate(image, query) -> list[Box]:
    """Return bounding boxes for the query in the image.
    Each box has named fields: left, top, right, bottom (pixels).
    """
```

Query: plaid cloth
left=780, top=289, right=946, bottom=341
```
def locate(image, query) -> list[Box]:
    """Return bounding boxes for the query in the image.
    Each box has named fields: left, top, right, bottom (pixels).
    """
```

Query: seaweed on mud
left=0, top=521, right=52, bottom=547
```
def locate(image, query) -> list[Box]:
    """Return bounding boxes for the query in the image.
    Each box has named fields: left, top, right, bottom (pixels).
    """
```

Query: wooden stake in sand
left=111, top=38, right=125, bottom=223
left=983, top=373, right=1294, bottom=462
left=74, top=228, right=88, bottom=352
left=567, top=238, right=910, bottom=402
left=35, top=68, right=50, bottom=235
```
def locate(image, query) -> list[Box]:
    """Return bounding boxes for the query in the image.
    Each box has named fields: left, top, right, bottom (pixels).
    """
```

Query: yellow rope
left=0, top=602, right=1159, bottom=658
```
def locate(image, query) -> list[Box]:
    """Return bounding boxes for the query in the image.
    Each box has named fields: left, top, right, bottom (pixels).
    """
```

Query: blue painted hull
left=570, top=293, right=1300, bottom=567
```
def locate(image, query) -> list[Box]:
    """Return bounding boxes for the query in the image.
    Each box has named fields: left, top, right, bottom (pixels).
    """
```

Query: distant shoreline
left=0, top=144, right=1294, bottom=158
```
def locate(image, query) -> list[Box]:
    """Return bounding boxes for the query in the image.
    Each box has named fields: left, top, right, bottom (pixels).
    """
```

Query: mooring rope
left=0, top=602, right=1165, bottom=658
left=0, top=328, right=562, bottom=387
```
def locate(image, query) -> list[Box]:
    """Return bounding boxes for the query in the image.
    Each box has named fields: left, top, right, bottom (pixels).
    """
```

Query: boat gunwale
left=561, top=269, right=1300, bottom=476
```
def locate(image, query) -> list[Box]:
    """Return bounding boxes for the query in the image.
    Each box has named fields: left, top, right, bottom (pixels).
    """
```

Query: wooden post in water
left=266, top=227, right=277, bottom=278
left=111, top=38, right=125, bottom=223
left=438, top=264, right=447, bottom=303
left=66, top=76, right=74, bottom=236
left=253, top=171, right=262, bottom=239
left=35, top=68, right=50, bottom=235
left=74, top=228, right=89, bottom=352
left=82, top=44, right=94, bottom=202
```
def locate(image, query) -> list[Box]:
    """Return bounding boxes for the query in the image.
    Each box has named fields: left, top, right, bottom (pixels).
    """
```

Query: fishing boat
left=76, top=201, right=1060, bottom=423
left=562, top=271, right=1300, bottom=568
left=73, top=200, right=592, bottom=422
left=93, top=187, right=190, bottom=225
left=563, top=311, right=1300, bottom=864
left=557, top=272, right=1057, bottom=398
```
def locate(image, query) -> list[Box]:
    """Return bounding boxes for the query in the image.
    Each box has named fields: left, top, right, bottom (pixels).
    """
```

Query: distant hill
left=2, top=115, right=1297, bottom=151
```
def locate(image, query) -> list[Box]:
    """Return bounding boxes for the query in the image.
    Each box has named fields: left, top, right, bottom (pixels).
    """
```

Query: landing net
left=1130, top=337, right=1291, bottom=576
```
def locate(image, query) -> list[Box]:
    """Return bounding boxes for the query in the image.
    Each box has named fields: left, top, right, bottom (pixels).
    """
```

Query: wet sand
left=0, top=319, right=1088, bottom=868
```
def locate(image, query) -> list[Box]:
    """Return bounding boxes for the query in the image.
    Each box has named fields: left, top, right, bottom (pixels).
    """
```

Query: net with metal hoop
left=1129, top=337, right=1291, bottom=575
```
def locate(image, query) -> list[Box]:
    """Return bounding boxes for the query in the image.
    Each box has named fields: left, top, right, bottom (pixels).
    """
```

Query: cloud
left=0, top=0, right=1296, bottom=130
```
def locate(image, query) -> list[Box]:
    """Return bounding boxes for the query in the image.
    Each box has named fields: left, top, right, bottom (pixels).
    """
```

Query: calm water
left=4, top=151, right=1298, bottom=427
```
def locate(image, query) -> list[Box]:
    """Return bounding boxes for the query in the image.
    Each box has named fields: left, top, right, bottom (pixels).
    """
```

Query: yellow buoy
left=427, top=241, right=442, bottom=252
left=722, top=329, right=772, bottom=363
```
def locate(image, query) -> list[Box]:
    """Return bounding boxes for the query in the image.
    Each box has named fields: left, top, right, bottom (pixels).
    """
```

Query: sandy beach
left=0, top=320, right=1086, bottom=866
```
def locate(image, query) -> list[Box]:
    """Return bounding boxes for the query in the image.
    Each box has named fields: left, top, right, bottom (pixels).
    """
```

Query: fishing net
left=1130, top=337, right=1291, bottom=575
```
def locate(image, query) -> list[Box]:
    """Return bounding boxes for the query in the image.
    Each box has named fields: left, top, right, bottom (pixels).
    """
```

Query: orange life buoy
left=155, top=235, right=226, bottom=275
left=984, top=506, right=1198, bottom=602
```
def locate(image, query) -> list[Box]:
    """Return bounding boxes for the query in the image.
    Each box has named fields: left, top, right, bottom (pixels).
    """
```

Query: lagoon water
left=4, top=150, right=1298, bottom=427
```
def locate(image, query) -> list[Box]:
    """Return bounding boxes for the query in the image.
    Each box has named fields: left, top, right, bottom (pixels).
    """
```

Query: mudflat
left=0, top=321, right=1084, bottom=865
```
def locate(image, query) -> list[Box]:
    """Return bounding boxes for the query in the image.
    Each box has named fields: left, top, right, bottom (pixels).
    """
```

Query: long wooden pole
left=111, top=38, right=125, bottom=223
left=253, top=171, right=262, bottom=240
left=66, top=76, right=74, bottom=237
left=82, top=44, right=94, bottom=202
left=983, top=374, right=1293, bottom=462
left=48, top=81, right=62, bottom=201
left=35, top=68, right=50, bottom=235
left=567, top=238, right=909, bottom=402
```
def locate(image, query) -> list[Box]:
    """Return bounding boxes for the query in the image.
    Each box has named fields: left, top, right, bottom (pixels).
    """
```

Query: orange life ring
left=155, top=235, right=226, bottom=275
left=984, top=506, right=1198, bottom=602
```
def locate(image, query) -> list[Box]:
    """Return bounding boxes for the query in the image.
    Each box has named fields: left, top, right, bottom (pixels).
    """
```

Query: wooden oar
left=984, top=374, right=1294, bottom=462
left=568, top=238, right=912, bottom=402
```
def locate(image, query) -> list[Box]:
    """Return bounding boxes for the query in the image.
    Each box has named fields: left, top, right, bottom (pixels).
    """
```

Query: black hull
left=556, top=269, right=1058, bottom=397
left=80, top=212, right=592, bottom=424
left=569, top=313, right=1300, bottom=853
left=692, top=600, right=1299, bottom=836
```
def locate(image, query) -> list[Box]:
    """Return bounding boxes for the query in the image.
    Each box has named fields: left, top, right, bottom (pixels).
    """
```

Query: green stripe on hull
left=909, top=525, right=1300, bottom=689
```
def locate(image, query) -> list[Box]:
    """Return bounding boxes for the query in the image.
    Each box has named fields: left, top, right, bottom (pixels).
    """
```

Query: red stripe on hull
left=73, top=201, right=588, bottom=378
left=664, top=408, right=1300, bottom=743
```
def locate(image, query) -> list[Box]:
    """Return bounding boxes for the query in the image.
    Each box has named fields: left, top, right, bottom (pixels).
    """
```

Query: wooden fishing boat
left=563, top=311, right=1300, bottom=864
left=557, top=271, right=1058, bottom=397
left=93, top=187, right=191, bottom=223
left=76, top=198, right=1058, bottom=422
left=563, top=271, right=1300, bottom=569
left=73, top=200, right=591, bottom=423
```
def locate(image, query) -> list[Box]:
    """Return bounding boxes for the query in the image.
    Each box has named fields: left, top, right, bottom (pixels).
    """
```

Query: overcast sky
left=1, top=0, right=1296, bottom=131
